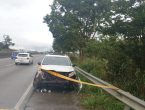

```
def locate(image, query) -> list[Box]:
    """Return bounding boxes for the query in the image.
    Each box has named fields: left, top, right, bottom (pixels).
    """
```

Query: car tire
left=15, top=63, right=18, bottom=65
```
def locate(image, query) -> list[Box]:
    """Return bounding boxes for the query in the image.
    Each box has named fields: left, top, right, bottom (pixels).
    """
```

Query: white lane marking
left=14, top=81, right=33, bottom=110
left=14, top=82, right=33, bottom=110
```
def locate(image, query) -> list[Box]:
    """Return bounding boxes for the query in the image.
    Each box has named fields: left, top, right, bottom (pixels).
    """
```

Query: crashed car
left=33, top=54, right=80, bottom=91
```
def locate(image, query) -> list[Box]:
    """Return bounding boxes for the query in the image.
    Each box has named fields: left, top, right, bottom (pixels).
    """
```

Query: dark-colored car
left=11, top=51, right=19, bottom=60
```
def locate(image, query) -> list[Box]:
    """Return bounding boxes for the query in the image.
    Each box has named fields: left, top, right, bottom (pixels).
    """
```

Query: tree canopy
left=44, top=0, right=145, bottom=99
left=44, top=0, right=112, bottom=54
left=0, top=35, right=15, bottom=49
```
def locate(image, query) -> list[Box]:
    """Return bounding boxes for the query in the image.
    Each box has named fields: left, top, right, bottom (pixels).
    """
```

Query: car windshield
left=18, top=54, right=28, bottom=57
left=42, top=56, right=71, bottom=66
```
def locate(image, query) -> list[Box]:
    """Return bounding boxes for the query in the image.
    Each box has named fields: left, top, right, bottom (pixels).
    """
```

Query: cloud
left=0, top=0, right=54, bottom=51
left=0, top=0, right=30, bottom=8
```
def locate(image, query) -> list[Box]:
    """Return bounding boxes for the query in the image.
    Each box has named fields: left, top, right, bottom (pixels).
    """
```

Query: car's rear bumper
left=15, top=59, right=30, bottom=64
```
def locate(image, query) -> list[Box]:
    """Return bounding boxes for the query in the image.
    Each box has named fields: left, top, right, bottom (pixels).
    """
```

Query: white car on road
left=15, top=53, right=33, bottom=65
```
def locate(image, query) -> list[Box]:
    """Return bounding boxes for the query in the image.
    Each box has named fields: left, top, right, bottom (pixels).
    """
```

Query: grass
left=78, top=77, right=124, bottom=110
left=70, top=56, right=124, bottom=110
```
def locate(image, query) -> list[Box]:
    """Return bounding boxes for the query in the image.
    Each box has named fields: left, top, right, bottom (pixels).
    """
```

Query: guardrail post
left=124, top=105, right=130, bottom=110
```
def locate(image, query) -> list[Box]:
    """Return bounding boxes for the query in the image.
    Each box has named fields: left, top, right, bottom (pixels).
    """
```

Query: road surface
left=0, top=55, right=43, bottom=109
left=0, top=55, right=84, bottom=110
left=25, top=92, right=83, bottom=110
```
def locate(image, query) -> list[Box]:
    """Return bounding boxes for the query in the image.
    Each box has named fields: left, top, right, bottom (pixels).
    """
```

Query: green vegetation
left=74, top=57, right=124, bottom=110
left=76, top=71, right=124, bottom=110
left=0, top=35, right=15, bottom=50
left=44, top=0, right=145, bottom=109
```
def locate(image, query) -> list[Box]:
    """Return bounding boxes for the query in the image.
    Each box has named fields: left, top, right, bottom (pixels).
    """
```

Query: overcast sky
left=0, top=0, right=54, bottom=51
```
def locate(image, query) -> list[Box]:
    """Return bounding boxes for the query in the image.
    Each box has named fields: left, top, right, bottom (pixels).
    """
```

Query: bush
left=79, top=58, right=108, bottom=80
left=80, top=83, right=124, bottom=110
left=77, top=70, right=124, bottom=110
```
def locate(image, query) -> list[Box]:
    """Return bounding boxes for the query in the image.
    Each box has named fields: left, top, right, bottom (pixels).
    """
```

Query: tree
left=0, top=42, right=4, bottom=50
left=44, top=0, right=112, bottom=57
left=102, top=0, right=145, bottom=98
left=44, top=0, right=145, bottom=99
left=2, top=35, right=15, bottom=49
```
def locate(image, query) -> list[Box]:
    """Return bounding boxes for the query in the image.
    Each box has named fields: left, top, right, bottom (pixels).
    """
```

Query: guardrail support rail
left=75, top=67, right=145, bottom=110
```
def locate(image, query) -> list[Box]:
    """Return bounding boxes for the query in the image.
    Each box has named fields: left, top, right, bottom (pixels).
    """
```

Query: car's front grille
left=42, top=71, right=70, bottom=81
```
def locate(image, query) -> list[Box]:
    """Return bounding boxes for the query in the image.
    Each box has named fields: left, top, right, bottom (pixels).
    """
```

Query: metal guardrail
left=75, top=66, right=145, bottom=110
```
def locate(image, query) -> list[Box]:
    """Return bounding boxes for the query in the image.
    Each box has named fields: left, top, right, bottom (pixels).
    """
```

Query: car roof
left=45, top=54, right=69, bottom=58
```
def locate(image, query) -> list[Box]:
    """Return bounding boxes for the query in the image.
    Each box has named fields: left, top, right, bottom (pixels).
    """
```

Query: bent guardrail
left=75, top=66, right=145, bottom=110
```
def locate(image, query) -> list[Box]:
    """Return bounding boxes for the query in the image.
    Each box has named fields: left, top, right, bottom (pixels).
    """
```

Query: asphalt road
left=0, top=55, right=44, bottom=109
left=25, top=92, right=84, bottom=110
left=0, top=55, right=84, bottom=110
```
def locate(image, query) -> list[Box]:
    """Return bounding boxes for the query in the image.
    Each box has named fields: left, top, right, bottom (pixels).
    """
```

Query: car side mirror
left=38, top=62, right=41, bottom=65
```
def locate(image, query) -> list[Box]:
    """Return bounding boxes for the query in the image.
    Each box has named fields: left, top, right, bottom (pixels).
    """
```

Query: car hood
left=40, top=65, right=74, bottom=72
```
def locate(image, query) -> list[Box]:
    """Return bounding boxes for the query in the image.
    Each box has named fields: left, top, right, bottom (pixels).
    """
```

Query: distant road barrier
left=0, top=52, right=11, bottom=58
left=75, top=66, right=145, bottom=110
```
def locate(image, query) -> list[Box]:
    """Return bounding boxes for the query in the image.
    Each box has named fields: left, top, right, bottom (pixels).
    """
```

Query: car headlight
left=68, top=71, right=76, bottom=78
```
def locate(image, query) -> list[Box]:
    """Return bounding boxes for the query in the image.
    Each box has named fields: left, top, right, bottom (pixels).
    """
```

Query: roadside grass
left=70, top=56, right=124, bottom=110
left=77, top=74, right=124, bottom=110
